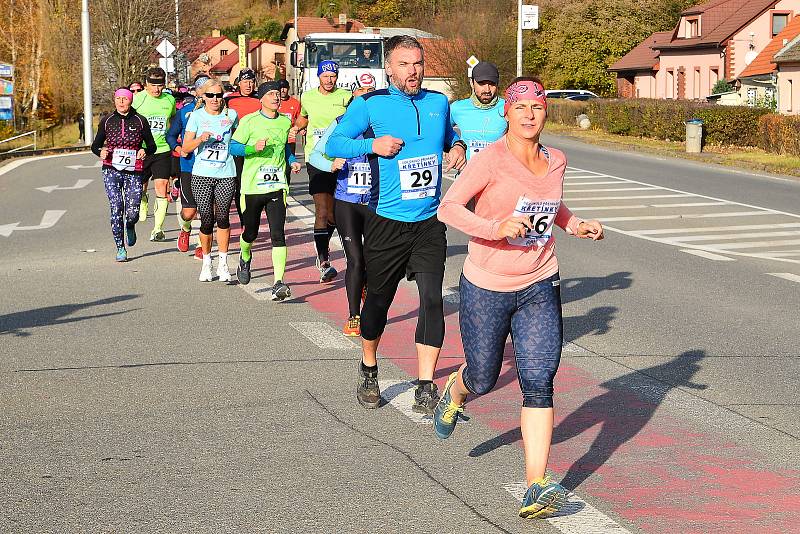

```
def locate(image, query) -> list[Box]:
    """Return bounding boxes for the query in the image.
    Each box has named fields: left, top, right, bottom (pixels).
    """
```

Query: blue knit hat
left=317, top=60, right=339, bottom=77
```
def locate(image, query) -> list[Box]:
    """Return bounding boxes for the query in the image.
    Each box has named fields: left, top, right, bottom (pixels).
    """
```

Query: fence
left=0, top=131, right=37, bottom=154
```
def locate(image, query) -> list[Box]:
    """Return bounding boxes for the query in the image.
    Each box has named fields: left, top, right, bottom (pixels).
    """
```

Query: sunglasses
left=130, top=88, right=142, bottom=92
left=204, top=92, right=224, bottom=99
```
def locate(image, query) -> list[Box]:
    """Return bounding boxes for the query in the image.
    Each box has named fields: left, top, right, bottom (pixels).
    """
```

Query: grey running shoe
left=237, top=257, right=251, bottom=285
left=270, top=280, right=291, bottom=301
left=357, top=364, right=381, bottom=409
left=149, top=229, right=165, bottom=242
left=317, top=258, right=338, bottom=283
left=412, top=382, right=440, bottom=415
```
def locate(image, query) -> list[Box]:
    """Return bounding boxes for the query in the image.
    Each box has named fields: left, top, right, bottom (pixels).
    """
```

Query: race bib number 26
left=507, top=197, right=560, bottom=248
left=398, top=154, right=439, bottom=200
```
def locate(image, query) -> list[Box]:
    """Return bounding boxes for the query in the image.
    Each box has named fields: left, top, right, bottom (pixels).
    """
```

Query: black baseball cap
left=277, top=79, right=290, bottom=89
left=239, top=68, right=256, bottom=81
left=472, top=62, right=499, bottom=84
left=257, top=81, right=282, bottom=99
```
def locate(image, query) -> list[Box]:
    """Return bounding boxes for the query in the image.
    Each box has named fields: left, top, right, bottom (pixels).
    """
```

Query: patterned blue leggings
left=102, top=168, right=141, bottom=248
left=459, top=273, right=563, bottom=408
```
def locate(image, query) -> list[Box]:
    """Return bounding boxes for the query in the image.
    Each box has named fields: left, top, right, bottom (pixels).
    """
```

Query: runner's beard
left=477, top=93, right=494, bottom=103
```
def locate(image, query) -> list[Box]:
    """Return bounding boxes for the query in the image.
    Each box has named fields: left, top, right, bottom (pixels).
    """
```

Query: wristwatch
left=451, top=140, right=467, bottom=152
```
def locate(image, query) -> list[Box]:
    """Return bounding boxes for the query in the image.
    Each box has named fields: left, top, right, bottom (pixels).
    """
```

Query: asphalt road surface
left=1, top=135, right=798, bottom=533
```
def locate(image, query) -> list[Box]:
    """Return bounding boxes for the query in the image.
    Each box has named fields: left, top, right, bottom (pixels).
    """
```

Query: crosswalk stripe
left=757, top=251, right=800, bottom=257
left=635, top=223, right=800, bottom=235
left=649, top=202, right=728, bottom=208
left=599, top=211, right=774, bottom=223
left=702, top=238, right=800, bottom=251
left=564, top=187, right=656, bottom=192
left=503, top=483, right=632, bottom=533
left=680, top=249, right=736, bottom=261
left=564, top=194, right=690, bottom=201
left=675, top=230, right=800, bottom=242
left=379, top=380, right=433, bottom=425
left=767, top=272, right=800, bottom=283
left=570, top=205, right=649, bottom=211
left=562, top=181, right=625, bottom=185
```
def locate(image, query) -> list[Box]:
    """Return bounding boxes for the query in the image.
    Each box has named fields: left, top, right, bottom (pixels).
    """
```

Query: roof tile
left=740, top=15, right=800, bottom=77
left=609, top=32, right=673, bottom=71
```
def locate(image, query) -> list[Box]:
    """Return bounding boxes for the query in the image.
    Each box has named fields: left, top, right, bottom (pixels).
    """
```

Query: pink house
left=210, top=39, right=287, bottom=82
left=184, top=32, right=237, bottom=79
left=610, top=0, right=800, bottom=100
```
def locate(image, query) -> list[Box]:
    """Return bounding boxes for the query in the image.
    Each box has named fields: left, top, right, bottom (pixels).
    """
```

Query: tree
left=712, top=80, right=734, bottom=94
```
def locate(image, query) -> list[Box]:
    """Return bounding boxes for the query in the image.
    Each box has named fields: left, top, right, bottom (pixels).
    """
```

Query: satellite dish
left=744, top=49, right=758, bottom=66
left=199, top=53, right=210, bottom=63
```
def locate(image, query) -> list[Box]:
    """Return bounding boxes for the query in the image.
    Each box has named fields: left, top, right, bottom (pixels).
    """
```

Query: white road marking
left=758, top=251, right=800, bottom=257
left=564, top=194, right=690, bottom=201
left=562, top=180, right=624, bottom=186
left=504, top=482, right=631, bottom=533
left=289, top=322, right=358, bottom=350
left=36, top=178, right=93, bottom=193
left=380, top=380, right=433, bottom=425
left=570, top=205, right=649, bottom=211
left=635, top=223, right=800, bottom=235
left=680, top=249, right=735, bottom=261
left=674, top=231, right=800, bottom=242
left=442, top=287, right=460, bottom=304
left=0, top=210, right=66, bottom=237
left=0, top=151, right=91, bottom=177
left=65, top=161, right=102, bottom=170
left=767, top=272, right=800, bottom=283
left=564, top=187, right=656, bottom=193
left=598, top=211, right=774, bottom=223
left=704, top=239, right=800, bottom=251
left=649, top=201, right=728, bottom=208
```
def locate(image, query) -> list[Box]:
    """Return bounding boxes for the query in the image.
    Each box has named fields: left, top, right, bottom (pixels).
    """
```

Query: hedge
left=548, top=99, right=771, bottom=147
left=757, top=114, right=800, bottom=156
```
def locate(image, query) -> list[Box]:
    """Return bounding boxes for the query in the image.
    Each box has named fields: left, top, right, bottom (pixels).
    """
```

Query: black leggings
left=192, top=175, right=236, bottom=235
left=335, top=200, right=370, bottom=317
left=360, top=270, right=444, bottom=348
left=240, top=191, right=287, bottom=246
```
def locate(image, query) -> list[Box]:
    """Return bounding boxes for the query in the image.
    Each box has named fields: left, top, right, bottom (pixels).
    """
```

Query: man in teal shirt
left=449, top=61, right=506, bottom=160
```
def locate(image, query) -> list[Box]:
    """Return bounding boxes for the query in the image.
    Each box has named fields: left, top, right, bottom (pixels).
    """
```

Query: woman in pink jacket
left=436, top=77, right=604, bottom=519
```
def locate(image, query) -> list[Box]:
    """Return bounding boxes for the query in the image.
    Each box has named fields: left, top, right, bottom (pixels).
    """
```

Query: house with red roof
left=184, top=31, right=237, bottom=79
left=610, top=0, right=800, bottom=102
left=210, top=39, right=286, bottom=83
left=738, top=15, right=800, bottom=110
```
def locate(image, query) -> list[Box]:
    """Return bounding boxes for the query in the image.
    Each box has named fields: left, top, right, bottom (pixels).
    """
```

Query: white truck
left=289, top=33, right=387, bottom=95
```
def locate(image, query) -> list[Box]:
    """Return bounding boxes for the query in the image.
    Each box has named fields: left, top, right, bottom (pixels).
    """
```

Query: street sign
left=521, top=5, right=539, bottom=30
left=238, top=34, right=249, bottom=68
left=159, top=57, right=175, bottom=73
left=0, top=63, right=12, bottom=77
left=0, top=95, right=12, bottom=121
left=0, top=79, right=12, bottom=95
left=466, top=55, right=480, bottom=68
left=156, top=39, right=176, bottom=58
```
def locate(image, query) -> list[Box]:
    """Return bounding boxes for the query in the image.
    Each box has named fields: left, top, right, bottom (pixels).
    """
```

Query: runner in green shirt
left=230, top=81, right=301, bottom=301
left=132, top=67, right=176, bottom=241
left=294, top=61, right=352, bottom=284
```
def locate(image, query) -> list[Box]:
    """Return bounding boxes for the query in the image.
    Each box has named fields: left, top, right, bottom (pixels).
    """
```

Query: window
left=710, top=67, right=719, bottom=93
left=666, top=70, right=675, bottom=99
left=687, top=18, right=699, bottom=38
left=747, top=87, right=757, bottom=106
left=220, top=49, right=228, bottom=56
left=773, top=13, right=789, bottom=37
left=694, top=67, right=701, bottom=98
left=304, top=40, right=384, bottom=68
left=788, top=79, right=794, bottom=112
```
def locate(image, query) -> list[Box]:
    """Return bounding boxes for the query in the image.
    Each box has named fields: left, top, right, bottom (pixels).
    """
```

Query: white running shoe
left=217, top=259, right=232, bottom=282
left=199, top=260, right=213, bottom=282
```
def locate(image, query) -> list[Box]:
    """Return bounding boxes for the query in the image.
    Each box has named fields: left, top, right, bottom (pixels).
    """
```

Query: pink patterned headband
left=114, top=88, right=133, bottom=100
left=504, top=81, right=547, bottom=115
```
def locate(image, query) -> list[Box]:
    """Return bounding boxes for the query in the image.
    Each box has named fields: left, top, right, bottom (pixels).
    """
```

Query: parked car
left=545, top=89, right=599, bottom=99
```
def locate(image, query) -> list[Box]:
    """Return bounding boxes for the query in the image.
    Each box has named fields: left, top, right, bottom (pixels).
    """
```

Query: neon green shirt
left=232, top=112, right=292, bottom=195
left=300, top=87, right=352, bottom=155
left=132, top=91, right=176, bottom=153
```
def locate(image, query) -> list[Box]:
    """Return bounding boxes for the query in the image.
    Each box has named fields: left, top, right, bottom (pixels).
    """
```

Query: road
left=0, top=135, right=798, bottom=533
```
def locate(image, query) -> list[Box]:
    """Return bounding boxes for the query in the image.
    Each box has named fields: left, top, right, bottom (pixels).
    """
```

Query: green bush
left=548, top=99, right=770, bottom=146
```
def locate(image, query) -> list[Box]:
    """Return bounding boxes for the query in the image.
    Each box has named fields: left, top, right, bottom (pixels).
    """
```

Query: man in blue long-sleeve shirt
left=326, top=35, right=468, bottom=415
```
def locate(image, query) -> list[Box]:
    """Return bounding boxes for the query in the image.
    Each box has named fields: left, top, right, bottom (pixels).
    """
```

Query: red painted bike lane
left=233, top=208, right=800, bottom=533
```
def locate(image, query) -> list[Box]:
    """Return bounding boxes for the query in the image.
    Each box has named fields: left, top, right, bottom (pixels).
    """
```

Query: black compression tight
left=240, top=191, right=287, bottom=246
left=335, top=201, right=369, bottom=317
left=360, top=270, right=444, bottom=348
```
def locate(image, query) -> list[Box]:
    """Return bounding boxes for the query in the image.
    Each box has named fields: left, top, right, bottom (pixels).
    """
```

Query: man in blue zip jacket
left=450, top=61, right=507, bottom=160
left=167, top=75, right=208, bottom=256
left=327, top=35, right=468, bottom=415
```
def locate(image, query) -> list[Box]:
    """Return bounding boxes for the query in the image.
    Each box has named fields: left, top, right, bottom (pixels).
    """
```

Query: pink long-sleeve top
left=438, top=137, right=582, bottom=292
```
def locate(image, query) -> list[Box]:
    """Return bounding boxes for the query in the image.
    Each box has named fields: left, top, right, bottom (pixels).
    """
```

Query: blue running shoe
left=126, top=224, right=137, bottom=247
left=115, top=247, right=127, bottom=262
left=519, top=476, right=567, bottom=519
left=433, top=372, right=463, bottom=440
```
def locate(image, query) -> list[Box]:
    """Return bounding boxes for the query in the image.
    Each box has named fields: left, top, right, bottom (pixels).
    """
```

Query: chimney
left=212, top=29, right=221, bottom=38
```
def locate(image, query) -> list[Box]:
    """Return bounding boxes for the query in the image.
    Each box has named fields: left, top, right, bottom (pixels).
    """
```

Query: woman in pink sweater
left=435, top=77, right=604, bottom=518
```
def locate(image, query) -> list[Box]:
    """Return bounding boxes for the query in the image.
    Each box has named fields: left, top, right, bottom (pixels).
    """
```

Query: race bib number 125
left=507, top=197, right=560, bottom=248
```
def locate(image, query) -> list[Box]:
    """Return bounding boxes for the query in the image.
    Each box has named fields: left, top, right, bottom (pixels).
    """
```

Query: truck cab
left=290, top=33, right=387, bottom=95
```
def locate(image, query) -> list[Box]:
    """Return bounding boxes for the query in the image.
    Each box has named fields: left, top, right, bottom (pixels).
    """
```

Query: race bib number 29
left=507, top=197, right=560, bottom=248
left=398, top=154, right=439, bottom=200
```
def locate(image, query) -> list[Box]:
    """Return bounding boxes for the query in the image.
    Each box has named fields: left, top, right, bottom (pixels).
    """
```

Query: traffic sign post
left=517, top=3, right=539, bottom=77
left=0, top=64, right=13, bottom=78
left=156, top=39, right=176, bottom=74
left=466, top=55, right=480, bottom=79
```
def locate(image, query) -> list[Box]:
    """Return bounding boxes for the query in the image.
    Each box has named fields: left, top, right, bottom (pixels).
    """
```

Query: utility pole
left=175, top=0, right=181, bottom=83
left=516, top=0, right=523, bottom=77
left=81, top=0, right=92, bottom=145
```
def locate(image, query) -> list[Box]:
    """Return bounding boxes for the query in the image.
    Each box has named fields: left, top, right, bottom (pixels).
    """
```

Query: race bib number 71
left=507, top=197, right=560, bottom=248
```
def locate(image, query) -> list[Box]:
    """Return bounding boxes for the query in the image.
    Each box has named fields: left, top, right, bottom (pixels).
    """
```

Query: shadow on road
left=562, top=271, right=632, bottom=305
left=469, top=350, right=707, bottom=492
left=0, top=295, right=139, bottom=337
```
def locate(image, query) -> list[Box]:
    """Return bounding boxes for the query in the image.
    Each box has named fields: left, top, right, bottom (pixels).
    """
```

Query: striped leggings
left=191, top=175, right=236, bottom=235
